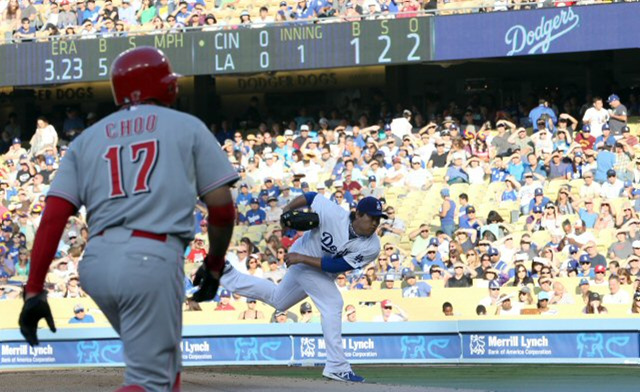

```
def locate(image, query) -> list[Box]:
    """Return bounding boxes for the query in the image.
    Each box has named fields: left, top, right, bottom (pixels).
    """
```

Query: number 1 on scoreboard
left=350, top=38, right=360, bottom=65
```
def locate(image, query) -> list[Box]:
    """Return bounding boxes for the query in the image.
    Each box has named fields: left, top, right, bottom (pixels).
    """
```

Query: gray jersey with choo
left=48, top=104, right=238, bottom=240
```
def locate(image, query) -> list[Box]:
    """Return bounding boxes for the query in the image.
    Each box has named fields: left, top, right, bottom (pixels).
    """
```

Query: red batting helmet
left=110, top=46, right=180, bottom=107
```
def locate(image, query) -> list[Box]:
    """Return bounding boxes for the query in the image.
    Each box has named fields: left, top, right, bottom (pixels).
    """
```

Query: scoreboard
left=0, top=18, right=432, bottom=88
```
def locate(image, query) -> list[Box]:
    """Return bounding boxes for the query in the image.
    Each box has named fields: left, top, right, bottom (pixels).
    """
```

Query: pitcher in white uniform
left=221, top=194, right=385, bottom=383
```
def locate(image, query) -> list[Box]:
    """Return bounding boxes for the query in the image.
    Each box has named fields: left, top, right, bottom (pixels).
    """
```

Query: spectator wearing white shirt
left=118, top=0, right=137, bottom=25
left=600, top=169, right=624, bottom=199
left=404, top=156, right=433, bottom=190
left=579, top=171, right=601, bottom=199
left=603, top=275, right=631, bottom=304
left=530, top=127, right=554, bottom=155
left=372, top=299, right=408, bottom=322
left=582, top=96, right=610, bottom=139
left=383, top=157, right=408, bottom=186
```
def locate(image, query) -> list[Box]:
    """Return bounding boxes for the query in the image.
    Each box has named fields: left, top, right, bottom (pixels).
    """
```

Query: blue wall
left=1, top=319, right=639, bottom=368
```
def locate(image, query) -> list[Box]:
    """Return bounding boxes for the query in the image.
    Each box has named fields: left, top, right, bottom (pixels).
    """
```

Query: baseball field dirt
left=2, top=364, right=639, bottom=391
left=0, top=367, right=478, bottom=392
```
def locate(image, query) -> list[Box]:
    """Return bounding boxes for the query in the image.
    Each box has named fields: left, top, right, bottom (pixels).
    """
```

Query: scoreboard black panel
left=0, top=18, right=432, bottom=87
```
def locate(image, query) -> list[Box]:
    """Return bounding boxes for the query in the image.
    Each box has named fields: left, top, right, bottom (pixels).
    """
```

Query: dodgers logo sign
left=505, top=7, right=580, bottom=56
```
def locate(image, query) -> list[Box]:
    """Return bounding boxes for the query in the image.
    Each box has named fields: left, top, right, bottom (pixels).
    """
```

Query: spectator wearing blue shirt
left=445, top=154, right=469, bottom=185
left=528, top=188, right=550, bottom=212
left=264, top=178, right=281, bottom=198
left=488, top=247, right=508, bottom=273
left=490, top=158, right=508, bottom=183
left=594, top=144, right=616, bottom=184
left=68, top=305, right=95, bottom=324
left=524, top=153, right=548, bottom=180
left=246, top=198, right=266, bottom=226
left=257, top=190, right=269, bottom=208
left=547, top=151, right=572, bottom=180
left=236, top=183, right=253, bottom=207
left=529, top=99, right=557, bottom=131
left=577, top=255, right=595, bottom=278
left=83, top=0, right=101, bottom=23
left=413, top=245, right=444, bottom=274
left=594, top=124, right=616, bottom=148
left=402, top=269, right=431, bottom=297
left=501, top=178, right=518, bottom=201
left=293, top=0, right=315, bottom=19
left=507, top=154, right=525, bottom=182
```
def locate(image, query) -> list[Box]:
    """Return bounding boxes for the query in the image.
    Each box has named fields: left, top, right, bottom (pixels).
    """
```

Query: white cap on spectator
left=633, top=240, right=640, bottom=249
left=334, top=180, right=344, bottom=188
left=411, top=156, right=422, bottom=164
left=300, top=125, right=310, bottom=131
left=284, top=129, right=294, bottom=137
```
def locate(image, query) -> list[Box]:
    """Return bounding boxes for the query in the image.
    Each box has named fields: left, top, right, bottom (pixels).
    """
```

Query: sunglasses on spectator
left=427, top=251, right=436, bottom=254
left=337, top=276, right=345, bottom=280
left=302, top=310, right=312, bottom=314
left=385, top=247, right=394, bottom=251
left=238, top=250, right=247, bottom=254
left=436, top=144, right=444, bottom=147
left=490, top=288, right=500, bottom=291
left=383, top=306, right=393, bottom=310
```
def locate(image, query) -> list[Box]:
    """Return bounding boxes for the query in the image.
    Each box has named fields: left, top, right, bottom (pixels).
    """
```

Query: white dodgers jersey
left=290, top=195, right=380, bottom=270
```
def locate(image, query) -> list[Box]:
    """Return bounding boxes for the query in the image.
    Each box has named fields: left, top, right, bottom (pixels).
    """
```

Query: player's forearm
left=202, top=186, right=235, bottom=272
left=25, top=196, right=77, bottom=295
left=297, top=255, right=322, bottom=269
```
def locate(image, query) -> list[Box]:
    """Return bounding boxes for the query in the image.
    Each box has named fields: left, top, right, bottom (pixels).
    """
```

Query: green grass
left=213, top=365, right=640, bottom=392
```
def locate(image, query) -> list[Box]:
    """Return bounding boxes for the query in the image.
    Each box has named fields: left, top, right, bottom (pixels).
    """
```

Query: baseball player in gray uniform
left=222, top=194, right=385, bottom=382
left=18, top=47, right=238, bottom=392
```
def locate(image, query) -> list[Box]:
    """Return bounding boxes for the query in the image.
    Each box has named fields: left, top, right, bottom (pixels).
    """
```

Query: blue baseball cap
left=633, top=188, right=640, bottom=197
left=582, top=124, right=591, bottom=133
left=568, top=245, right=578, bottom=254
left=349, top=201, right=357, bottom=209
left=250, top=198, right=259, bottom=204
left=384, top=124, right=391, bottom=131
left=246, top=297, right=257, bottom=303
left=489, top=280, right=500, bottom=289
left=240, top=183, right=248, bottom=188
left=538, top=291, right=550, bottom=301
left=301, top=181, right=309, bottom=188
left=607, top=169, right=616, bottom=177
left=625, top=181, right=633, bottom=188
left=607, top=94, right=620, bottom=103
left=45, top=156, right=55, bottom=166
left=219, top=289, right=231, bottom=297
left=567, top=260, right=579, bottom=271
left=579, top=254, right=591, bottom=263
left=390, top=254, right=399, bottom=262
left=12, top=138, right=20, bottom=144
left=368, top=175, right=376, bottom=182
left=602, top=123, right=611, bottom=131
left=488, top=247, right=499, bottom=256
left=356, top=196, right=388, bottom=219
left=579, top=278, right=590, bottom=286
left=534, top=188, right=544, bottom=196
left=429, top=238, right=439, bottom=246
left=440, top=188, right=450, bottom=197
left=533, top=206, right=543, bottom=213
left=380, top=4, right=389, bottom=11
left=259, top=190, right=268, bottom=197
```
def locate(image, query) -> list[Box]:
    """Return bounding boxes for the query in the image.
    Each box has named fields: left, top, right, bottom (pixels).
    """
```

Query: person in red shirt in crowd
left=575, top=124, right=596, bottom=150
left=214, top=289, right=235, bottom=311
left=342, top=171, right=362, bottom=194
left=186, top=235, right=208, bottom=264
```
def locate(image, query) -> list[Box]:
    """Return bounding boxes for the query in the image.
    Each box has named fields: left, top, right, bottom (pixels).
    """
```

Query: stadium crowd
left=3, top=91, right=640, bottom=321
left=0, top=0, right=630, bottom=43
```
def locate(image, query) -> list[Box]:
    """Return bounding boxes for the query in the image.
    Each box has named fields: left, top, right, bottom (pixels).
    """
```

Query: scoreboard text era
left=0, top=17, right=432, bottom=87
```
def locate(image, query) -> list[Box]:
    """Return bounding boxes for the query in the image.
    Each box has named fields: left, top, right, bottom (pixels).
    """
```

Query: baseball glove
left=280, top=210, right=320, bottom=231
left=19, top=291, right=57, bottom=346
left=191, top=265, right=222, bottom=303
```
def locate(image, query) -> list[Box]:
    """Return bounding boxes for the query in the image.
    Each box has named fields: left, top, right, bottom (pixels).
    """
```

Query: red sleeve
left=25, top=196, right=78, bottom=294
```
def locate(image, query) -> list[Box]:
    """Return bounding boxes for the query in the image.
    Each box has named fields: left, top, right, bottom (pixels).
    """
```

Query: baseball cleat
left=322, top=370, right=365, bottom=383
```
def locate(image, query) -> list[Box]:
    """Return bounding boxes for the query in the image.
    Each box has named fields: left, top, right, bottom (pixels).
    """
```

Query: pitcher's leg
left=298, top=266, right=350, bottom=373
left=221, top=264, right=307, bottom=310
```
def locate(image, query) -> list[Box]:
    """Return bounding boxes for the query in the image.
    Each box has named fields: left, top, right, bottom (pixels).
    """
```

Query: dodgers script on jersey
left=47, top=104, right=238, bottom=239
left=290, top=194, right=380, bottom=270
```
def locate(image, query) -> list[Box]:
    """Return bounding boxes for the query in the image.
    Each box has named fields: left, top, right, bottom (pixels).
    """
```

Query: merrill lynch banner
left=1, top=332, right=638, bottom=368
left=434, top=3, right=639, bottom=61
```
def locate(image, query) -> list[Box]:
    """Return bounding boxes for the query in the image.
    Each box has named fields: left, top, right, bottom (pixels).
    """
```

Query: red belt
left=98, top=229, right=167, bottom=242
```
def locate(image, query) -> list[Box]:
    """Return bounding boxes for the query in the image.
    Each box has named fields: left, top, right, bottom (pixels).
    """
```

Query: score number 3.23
left=44, top=58, right=109, bottom=82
